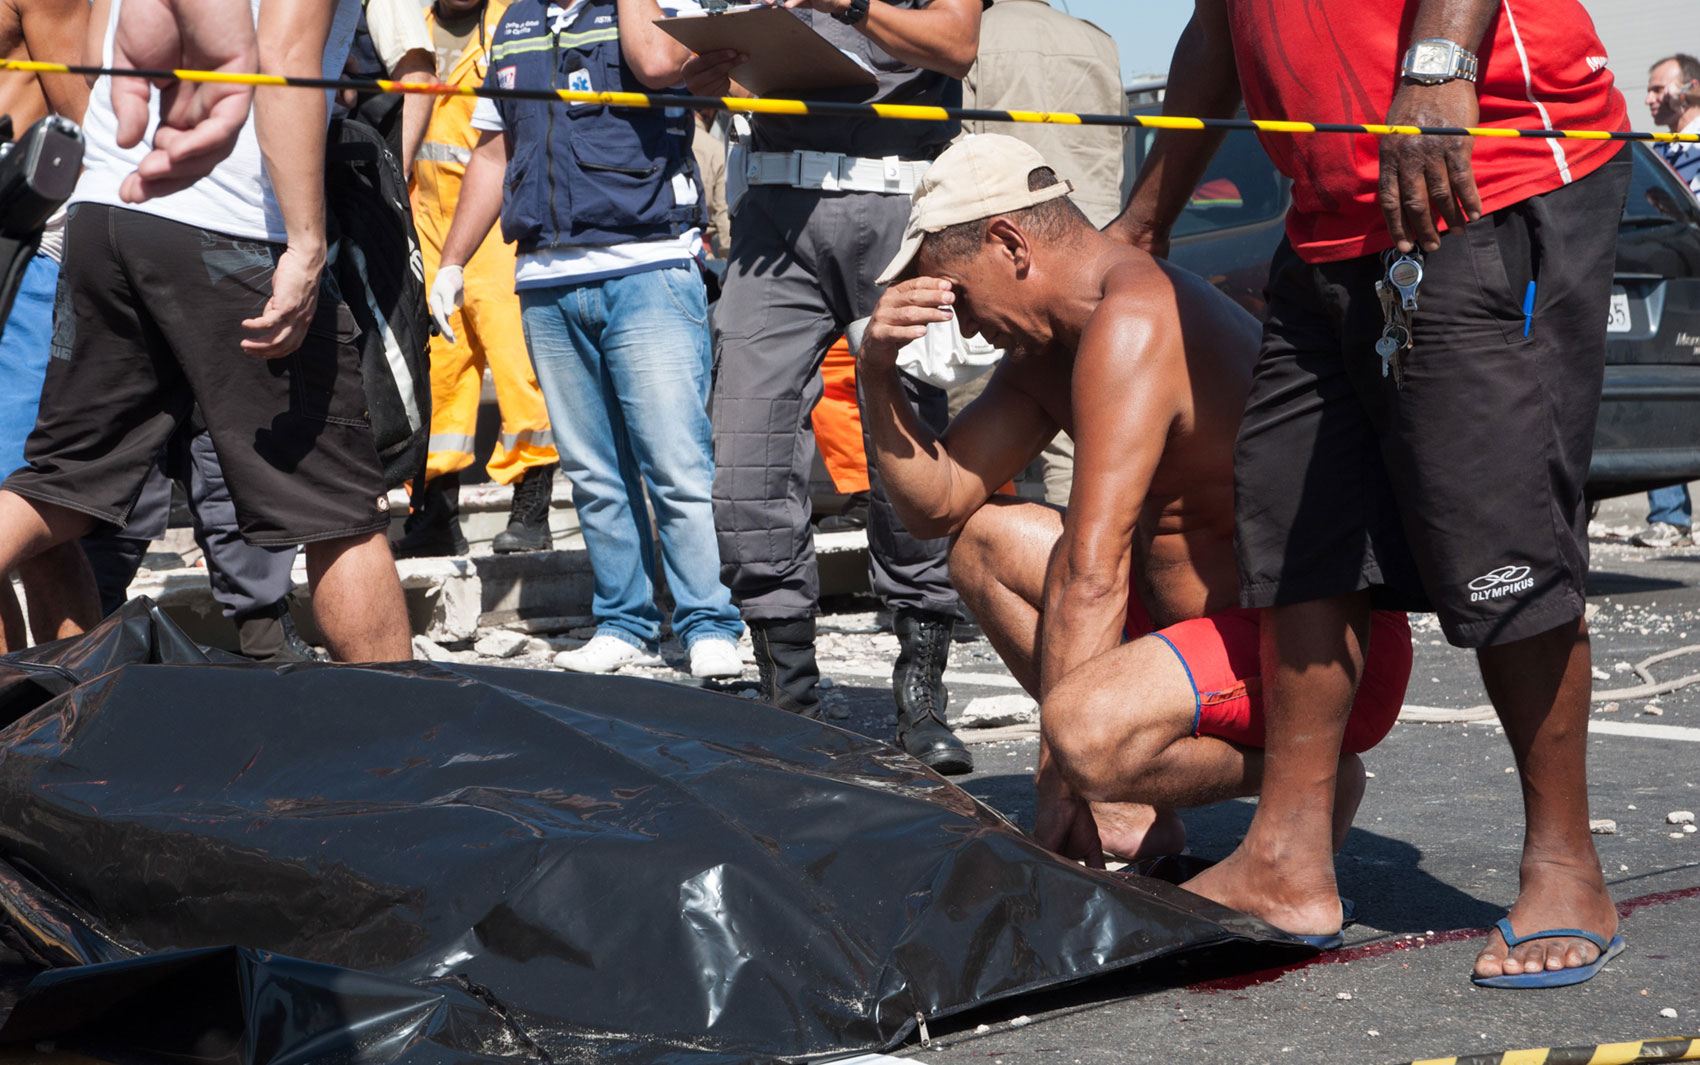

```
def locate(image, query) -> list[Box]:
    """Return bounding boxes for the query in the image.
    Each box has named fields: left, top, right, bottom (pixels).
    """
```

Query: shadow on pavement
left=1586, top=570, right=1690, bottom=594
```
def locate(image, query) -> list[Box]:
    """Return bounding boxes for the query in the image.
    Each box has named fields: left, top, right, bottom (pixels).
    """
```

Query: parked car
left=1123, top=99, right=1700, bottom=500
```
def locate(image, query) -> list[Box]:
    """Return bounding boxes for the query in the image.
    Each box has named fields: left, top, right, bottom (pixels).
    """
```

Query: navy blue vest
left=485, top=0, right=697, bottom=252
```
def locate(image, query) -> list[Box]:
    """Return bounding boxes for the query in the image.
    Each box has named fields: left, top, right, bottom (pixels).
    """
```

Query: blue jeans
left=519, top=265, right=741, bottom=650
left=0, top=254, right=59, bottom=479
left=1647, top=483, right=1692, bottom=527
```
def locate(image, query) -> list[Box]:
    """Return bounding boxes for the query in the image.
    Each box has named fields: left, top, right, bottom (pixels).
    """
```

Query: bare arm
left=20, top=0, right=90, bottom=120
left=390, top=48, right=435, bottom=178
left=1037, top=293, right=1179, bottom=697
left=1103, top=0, right=1238, bottom=257
left=1377, top=0, right=1497, bottom=252
left=243, top=0, right=333, bottom=358
left=783, top=0, right=980, bottom=79
left=618, top=0, right=692, bottom=89
left=439, top=128, right=509, bottom=270
left=859, top=278, right=1057, bottom=539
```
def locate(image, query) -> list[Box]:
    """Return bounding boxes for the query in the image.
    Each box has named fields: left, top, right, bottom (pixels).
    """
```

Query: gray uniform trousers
left=712, top=185, right=958, bottom=620
left=82, top=428, right=300, bottom=618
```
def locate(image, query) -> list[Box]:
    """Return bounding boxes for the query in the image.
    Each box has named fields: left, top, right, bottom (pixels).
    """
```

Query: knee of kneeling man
left=1042, top=692, right=1120, bottom=796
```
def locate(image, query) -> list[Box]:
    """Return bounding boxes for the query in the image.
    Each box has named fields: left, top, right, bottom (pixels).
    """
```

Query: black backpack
left=324, top=115, right=431, bottom=490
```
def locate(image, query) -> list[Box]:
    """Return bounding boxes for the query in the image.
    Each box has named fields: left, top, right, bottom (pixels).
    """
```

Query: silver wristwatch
left=1400, top=38, right=1479, bottom=85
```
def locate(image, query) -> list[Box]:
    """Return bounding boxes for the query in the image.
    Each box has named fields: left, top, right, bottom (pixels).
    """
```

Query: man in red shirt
left=1109, top=0, right=1630, bottom=987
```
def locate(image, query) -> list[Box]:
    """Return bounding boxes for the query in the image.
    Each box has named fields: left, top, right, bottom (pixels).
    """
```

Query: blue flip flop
left=1282, top=928, right=1345, bottom=951
left=1470, top=918, right=1626, bottom=989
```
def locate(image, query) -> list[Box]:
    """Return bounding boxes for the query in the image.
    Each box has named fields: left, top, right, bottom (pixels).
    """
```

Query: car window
left=1130, top=127, right=1288, bottom=238
left=1624, top=141, right=1700, bottom=227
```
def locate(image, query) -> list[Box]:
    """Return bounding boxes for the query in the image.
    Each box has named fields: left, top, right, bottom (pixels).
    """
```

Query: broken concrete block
left=411, top=636, right=455, bottom=662
left=953, top=694, right=1037, bottom=730
left=474, top=630, right=529, bottom=659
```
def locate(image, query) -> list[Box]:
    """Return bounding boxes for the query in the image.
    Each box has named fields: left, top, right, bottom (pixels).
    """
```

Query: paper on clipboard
left=656, top=4, right=879, bottom=96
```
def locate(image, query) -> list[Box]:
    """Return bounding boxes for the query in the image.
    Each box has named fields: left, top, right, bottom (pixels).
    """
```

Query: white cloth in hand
left=846, top=315, right=1003, bottom=391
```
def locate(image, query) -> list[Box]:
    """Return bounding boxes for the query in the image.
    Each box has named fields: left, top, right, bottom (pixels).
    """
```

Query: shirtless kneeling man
left=859, top=136, right=1414, bottom=913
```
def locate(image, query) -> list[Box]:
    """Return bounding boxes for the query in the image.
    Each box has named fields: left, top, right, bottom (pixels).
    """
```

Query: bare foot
left=1331, top=753, right=1366, bottom=854
left=1472, top=855, right=1618, bottom=981
left=1093, top=801, right=1187, bottom=861
left=1181, top=838, right=1342, bottom=937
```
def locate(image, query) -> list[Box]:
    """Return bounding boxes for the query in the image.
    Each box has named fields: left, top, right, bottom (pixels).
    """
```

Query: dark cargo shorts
left=5, top=204, right=391, bottom=547
left=1233, top=148, right=1633, bottom=648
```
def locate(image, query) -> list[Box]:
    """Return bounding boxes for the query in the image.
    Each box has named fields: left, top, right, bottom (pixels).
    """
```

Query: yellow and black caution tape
left=1399, top=1034, right=1700, bottom=1065
left=4, top=57, right=1699, bottom=143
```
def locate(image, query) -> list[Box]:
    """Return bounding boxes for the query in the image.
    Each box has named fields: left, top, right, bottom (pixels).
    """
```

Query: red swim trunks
left=1125, top=596, right=1412, bottom=755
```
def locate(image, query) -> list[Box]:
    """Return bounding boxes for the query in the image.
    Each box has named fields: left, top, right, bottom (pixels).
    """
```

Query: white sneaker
left=553, top=634, right=663, bottom=673
left=688, top=638, right=744, bottom=679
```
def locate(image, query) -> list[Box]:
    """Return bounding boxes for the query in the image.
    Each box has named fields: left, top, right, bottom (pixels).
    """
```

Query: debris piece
left=1686, top=825, right=1697, bottom=835
left=410, top=635, right=455, bottom=662
left=953, top=694, right=1038, bottom=729
left=473, top=630, right=529, bottom=659
left=1644, top=705, right=1665, bottom=716
left=1009, top=1015, right=1032, bottom=1028
left=1669, top=811, right=1695, bottom=825
left=974, top=1024, right=991, bottom=1035
left=1600, top=702, right=1620, bottom=713
left=1590, top=819, right=1617, bottom=835
left=1661, top=1008, right=1679, bottom=1019
left=1335, top=992, right=1352, bottom=1000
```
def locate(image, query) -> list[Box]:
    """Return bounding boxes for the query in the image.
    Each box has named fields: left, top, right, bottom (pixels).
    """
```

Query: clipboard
left=656, top=5, right=880, bottom=96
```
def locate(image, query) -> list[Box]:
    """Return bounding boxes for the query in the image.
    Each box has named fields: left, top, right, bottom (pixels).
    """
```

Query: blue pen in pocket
left=1522, top=281, right=1536, bottom=338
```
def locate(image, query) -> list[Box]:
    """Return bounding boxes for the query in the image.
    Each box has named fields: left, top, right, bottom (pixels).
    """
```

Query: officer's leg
left=712, top=187, right=843, bottom=715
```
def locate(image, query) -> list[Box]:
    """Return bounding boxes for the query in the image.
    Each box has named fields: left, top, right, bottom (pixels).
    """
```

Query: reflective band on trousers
left=502, top=429, right=554, bottom=450
left=417, top=142, right=473, bottom=165
left=429, top=432, right=476, bottom=454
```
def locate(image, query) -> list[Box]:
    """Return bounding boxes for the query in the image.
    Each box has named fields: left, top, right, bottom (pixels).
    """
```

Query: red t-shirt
left=1225, top=1, right=1629, bottom=262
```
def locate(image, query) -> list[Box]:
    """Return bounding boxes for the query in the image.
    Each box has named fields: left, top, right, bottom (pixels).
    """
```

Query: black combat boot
left=492, top=463, right=557, bottom=553
left=391, top=471, right=468, bottom=558
left=817, top=490, right=869, bottom=533
left=235, top=600, right=324, bottom=663
left=892, top=608, right=973, bottom=775
left=750, top=617, right=821, bottom=719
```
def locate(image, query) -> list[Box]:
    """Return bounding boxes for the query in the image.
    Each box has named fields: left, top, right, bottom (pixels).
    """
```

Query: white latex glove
left=429, top=264, right=465, bottom=345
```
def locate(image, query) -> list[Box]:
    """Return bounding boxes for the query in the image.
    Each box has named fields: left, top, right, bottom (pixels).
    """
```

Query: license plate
left=1606, top=290, right=1632, bottom=333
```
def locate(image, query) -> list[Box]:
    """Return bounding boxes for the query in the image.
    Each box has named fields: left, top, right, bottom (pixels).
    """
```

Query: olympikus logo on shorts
left=1468, top=565, right=1534, bottom=602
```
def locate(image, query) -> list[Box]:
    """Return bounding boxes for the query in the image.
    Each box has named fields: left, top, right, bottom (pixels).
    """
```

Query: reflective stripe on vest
left=418, top=142, right=473, bottom=165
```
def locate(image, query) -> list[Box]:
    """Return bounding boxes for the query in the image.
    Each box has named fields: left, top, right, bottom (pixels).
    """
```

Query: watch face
left=1413, top=41, right=1451, bottom=72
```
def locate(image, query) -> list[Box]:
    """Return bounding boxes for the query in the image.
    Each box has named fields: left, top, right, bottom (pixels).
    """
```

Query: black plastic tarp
left=0, top=601, right=1303, bottom=1064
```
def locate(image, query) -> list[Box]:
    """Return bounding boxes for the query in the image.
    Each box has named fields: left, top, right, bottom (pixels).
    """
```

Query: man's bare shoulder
left=1077, top=252, right=1180, bottom=372
left=1089, top=252, right=1261, bottom=373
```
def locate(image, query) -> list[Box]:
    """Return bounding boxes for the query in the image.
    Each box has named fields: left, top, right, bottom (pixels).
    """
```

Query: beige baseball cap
left=876, top=134, right=1076, bottom=286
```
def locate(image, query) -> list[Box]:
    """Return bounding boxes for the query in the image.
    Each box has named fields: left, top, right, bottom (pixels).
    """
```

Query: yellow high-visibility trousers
left=413, top=223, right=555, bottom=486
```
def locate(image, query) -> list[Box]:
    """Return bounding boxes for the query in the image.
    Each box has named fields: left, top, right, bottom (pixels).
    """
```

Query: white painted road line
left=825, top=665, right=1027, bottom=690
left=1589, top=720, right=1700, bottom=743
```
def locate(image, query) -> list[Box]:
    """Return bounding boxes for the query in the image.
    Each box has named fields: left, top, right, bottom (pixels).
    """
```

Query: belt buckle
left=798, top=150, right=842, bottom=191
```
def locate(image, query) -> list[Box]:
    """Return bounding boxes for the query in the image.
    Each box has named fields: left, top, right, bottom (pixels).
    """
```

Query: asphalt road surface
left=810, top=492, right=1700, bottom=1065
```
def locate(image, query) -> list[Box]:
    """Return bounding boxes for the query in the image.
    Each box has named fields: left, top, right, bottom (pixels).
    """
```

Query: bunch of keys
left=1373, top=249, right=1423, bottom=388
